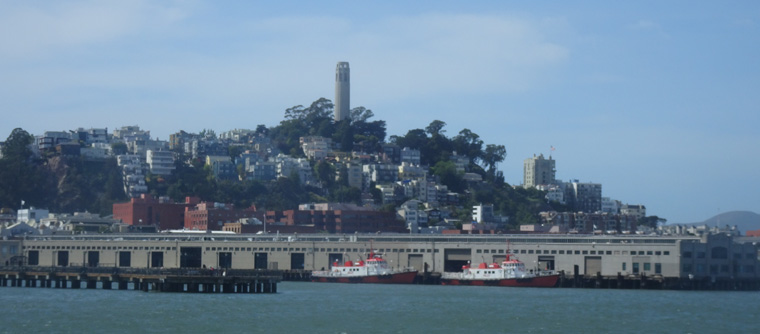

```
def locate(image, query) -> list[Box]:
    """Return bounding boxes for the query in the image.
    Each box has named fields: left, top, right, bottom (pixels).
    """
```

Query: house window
left=644, top=263, right=651, bottom=271
left=633, top=263, right=639, bottom=274
left=622, top=262, right=627, bottom=271
left=655, top=263, right=662, bottom=274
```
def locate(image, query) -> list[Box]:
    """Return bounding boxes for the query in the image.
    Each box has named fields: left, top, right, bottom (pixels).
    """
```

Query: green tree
left=481, top=144, right=507, bottom=177
left=314, top=160, right=335, bottom=188
left=0, top=128, right=55, bottom=210
left=349, top=106, right=374, bottom=123
left=425, top=120, right=447, bottom=136
left=1, top=128, right=34, bottom=160
left=431, top=160, right=465, bottom=193
left=452, top=129, right=483, bottom=164
left=111, top=142, right=128, bottom=155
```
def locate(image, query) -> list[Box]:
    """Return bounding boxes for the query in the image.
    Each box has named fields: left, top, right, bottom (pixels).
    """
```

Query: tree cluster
left=0, top=128, right=127, bottom=216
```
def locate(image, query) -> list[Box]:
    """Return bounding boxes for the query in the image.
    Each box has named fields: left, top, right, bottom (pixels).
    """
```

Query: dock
left=0, top=266, right=281, bottom=293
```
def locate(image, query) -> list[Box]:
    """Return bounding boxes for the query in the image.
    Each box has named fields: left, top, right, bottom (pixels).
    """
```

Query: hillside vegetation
left=1, top=100, right=561, bottom=227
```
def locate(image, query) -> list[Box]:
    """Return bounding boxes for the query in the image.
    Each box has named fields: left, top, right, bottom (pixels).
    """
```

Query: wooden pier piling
left=0, top=266, right=281, bottom=294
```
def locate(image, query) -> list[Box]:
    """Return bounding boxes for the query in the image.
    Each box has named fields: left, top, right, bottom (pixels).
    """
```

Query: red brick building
left=113, top=195, right=200, bottom=230
left=265, top=205, right=405, bottom=233
left=184, top=202, right=259, bottom=231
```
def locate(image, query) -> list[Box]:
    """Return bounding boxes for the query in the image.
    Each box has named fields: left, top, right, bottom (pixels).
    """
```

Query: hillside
left=671, top=211, right=760, bottom=233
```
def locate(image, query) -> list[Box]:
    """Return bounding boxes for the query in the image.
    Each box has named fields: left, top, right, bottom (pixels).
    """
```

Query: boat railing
left=536, top=270, right=558, bottom=276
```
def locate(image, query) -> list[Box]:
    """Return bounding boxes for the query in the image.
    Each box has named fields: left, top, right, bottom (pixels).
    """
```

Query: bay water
left=1, top=282, right=757, bottom=333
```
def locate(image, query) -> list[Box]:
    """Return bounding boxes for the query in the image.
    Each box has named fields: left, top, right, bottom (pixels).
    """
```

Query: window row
left=24, top=245, right=176, bottom=251
left=513, top=249, right=669, bottom=256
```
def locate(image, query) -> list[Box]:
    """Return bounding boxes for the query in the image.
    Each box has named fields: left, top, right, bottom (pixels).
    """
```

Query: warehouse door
left=538, top=256, right=555, bottom=271
left=151, top=252, right=164, bottom=268
left=218, top=252, right=232, bottom=269
left=119, top=251, right=131, bottom=267
left=408, top=254, right=423, bottom=272
left=180, top=247, right=202, bottom=268
left=57, top=251, right=69, bottom=267
left=254, top=252, right=268, bottom=269
left=291, top=253, right=305, bottom=270
left=584, top=256, right=602, bottom=276
left=87, top=251, right=100, bottom=267
left=328, top=253, right=343, bottom=269
left=444, top=249, right=471, bottom=272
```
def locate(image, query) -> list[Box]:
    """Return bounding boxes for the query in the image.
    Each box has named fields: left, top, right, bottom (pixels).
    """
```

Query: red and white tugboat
left=311, top=250, right=418, bottom=284
left=441, top=250, right=559, bottom=288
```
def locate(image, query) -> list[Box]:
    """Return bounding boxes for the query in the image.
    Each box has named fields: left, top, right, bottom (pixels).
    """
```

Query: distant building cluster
left=521, top=152, right=652, bottom=235
left=0, top=61, right=682, bottom=238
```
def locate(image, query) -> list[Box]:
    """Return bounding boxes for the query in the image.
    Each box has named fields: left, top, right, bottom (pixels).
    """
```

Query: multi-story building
left=381, top=143, right=401, bottom=163
left=267, top=203, right=405, bottom=234
left=400, top=147, right=421, bottom=165
left=300, top=136, right=332, bottom=160
left=73, top=128, right=108, bottom=145
left=146, top=150, right=175, bottom=176
left=112, top=194, right=199, bottom=230
left=398, top=162, right=426, bottom=181
left=523, top=154, right=556, bottom=188
left=206, top=155, right=237, bottom=180
left=345, top=163, right=363, bottom=189
left=219, top=129, right=254, bottom=143
left=539, top=211, right=638, bottom=234
left=602, top=197, right=621, bottom=213
left=274, top=155, right=315, bottom=185
left=363, top=163, right=399, bottom=188
left=472, top=204, right=495, bottom=223
left=538, top=184, right=565, bottom=204
left=113, top=125, right=149, bottom=140
left=17, top=208, right=50, bottom=223
left=621, top=204, right=647, bottom=220
left=37, top=131, right=72, bottom=152
left=564, top=180, right=602, bottom=213
left=450, top=152, right=469, bottom=173
left=184, top=202, right=259, bottom=231
left=398, top=200, right=428, bottom=233
left=117, top=154, right=147, bottom=198
left=247, top=161, right=277, bottom=182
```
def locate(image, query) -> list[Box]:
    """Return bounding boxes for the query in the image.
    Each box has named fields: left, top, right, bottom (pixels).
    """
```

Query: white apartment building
left=146, top=150, right=175, bottom=176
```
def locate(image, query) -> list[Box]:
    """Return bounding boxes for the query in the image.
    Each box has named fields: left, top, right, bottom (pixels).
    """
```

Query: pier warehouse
left=5, top=233, right=760, bottom=289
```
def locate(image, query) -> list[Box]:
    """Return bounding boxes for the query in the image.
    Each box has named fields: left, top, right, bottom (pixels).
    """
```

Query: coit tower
left=334, top=61, right=350, bottom=122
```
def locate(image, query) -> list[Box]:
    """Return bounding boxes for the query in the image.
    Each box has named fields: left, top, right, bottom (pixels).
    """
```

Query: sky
left=1, top=1, right=758, bottom=224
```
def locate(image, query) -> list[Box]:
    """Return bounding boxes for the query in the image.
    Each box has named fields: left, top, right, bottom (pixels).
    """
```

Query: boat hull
left=311, top=271, right=418, bottom=284
left=441, top=274, right=559, bottom=288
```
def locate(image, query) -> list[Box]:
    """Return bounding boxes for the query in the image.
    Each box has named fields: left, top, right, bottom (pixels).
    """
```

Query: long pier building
left=3, top=232, right=759, bottom=289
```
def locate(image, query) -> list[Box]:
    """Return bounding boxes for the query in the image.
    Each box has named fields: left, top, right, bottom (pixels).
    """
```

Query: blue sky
left=1, top=1, right=758, bottom=223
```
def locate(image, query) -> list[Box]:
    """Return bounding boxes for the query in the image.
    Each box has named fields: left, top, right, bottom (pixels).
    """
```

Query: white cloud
left=0, top=8, right=571, bottom=138
left=0, top=1, right=192, bottom=58
left=628, top=20, right=660, bottom=31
